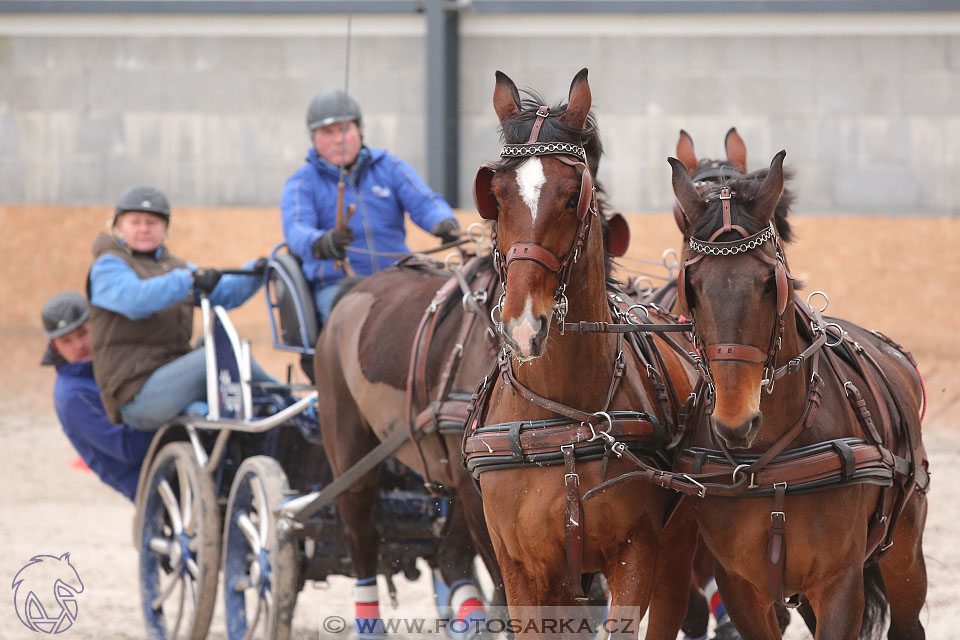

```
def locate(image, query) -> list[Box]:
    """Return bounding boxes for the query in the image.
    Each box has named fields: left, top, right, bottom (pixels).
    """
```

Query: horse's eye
left=565, top=194, right=580, bottom=210
left=763, top=276, right=776, bottom=294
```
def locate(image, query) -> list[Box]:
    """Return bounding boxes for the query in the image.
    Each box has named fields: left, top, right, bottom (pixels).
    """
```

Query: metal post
left=425, top=0, right=460, bottom=206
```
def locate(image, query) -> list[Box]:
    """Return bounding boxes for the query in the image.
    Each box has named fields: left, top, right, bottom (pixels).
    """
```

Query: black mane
left=497, top=90, right=603, bottom=179
left=692, top=166, right=796, bottom=244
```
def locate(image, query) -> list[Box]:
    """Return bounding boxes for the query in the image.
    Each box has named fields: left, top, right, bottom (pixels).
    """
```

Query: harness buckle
left=762, top=366, right=776, bottom=394
left=681, top=474, right=707, bottom=498
left=564, top=473, right=580, bottom=486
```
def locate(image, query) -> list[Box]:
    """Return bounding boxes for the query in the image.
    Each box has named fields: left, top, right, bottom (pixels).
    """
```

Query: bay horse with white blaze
left=669, top=150, right=930, bottom=639
left=464, top=69, right=703, bottom=639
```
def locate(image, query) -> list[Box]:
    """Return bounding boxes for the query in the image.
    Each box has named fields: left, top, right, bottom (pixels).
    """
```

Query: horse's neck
left=754, top=302, right=814, bottom=448
left=511, top=251, right=615, bottom=414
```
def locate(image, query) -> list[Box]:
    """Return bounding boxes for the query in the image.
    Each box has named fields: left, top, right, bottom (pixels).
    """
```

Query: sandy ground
left=0, top=206, right=958, bottom=638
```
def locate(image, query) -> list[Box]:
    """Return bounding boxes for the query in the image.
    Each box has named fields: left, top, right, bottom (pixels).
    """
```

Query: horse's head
left=672, top=127, right=749, bottom=234
left=670, top=150, right=795, bottom=449
left=474, top=69, right=603, bottom=360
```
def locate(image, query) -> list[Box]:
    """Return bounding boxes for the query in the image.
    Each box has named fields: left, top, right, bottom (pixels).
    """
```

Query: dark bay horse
left=671, top=128, right=797, bottom=640
left=464, top=69, right=702, bottom=638
left=669, top=150, right=930, bottom=639
left=313, top=255, right=506, bottom=632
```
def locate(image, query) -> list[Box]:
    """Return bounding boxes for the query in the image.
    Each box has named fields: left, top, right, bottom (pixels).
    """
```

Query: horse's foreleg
left=879, top=492, right=928, bottom=640
left=713, top=565, right=781, bottom=640
left=432, top=498, right=488, bottom=639
left=802, top=559, right=865, bottom=640
left=644, top=499, right=698, bottom=640
left=602, top=531, right=660, bottom=640
left=448, top=438, right=507, bottom=609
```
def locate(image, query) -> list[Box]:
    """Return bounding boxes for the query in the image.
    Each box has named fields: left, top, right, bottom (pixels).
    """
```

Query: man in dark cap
left=281, top=89, right=460, bottom=323
left=41, top=291, right=153, bottom=501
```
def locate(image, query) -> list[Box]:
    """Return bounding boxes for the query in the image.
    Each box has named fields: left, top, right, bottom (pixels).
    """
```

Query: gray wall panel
left=0, top=13, right=957, bottom=214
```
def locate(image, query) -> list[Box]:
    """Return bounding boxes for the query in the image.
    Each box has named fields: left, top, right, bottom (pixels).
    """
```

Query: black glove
left=311, top=228, right=354, bottom=260
left=250, top=257, right=268, bottom=276
left=193, top=269, right=222, bottom=294
left=431, top=218, right=460, bottom=244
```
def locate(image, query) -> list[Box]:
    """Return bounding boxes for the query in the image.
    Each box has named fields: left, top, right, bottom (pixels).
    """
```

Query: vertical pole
left=425, top=0, right=459, bottom=206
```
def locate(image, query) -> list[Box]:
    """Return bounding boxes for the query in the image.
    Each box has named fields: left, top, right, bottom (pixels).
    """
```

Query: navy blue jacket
left=281, top=147, right=455, bottom=288
left=53, top=360, right=153, bottom=501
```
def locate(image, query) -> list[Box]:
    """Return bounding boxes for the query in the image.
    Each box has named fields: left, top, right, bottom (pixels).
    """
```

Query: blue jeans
left=120, top=348, right=275, bottom=431
left=313, top=282, right=342, bottom=324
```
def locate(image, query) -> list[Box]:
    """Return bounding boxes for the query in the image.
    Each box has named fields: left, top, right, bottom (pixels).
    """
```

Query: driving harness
left=584, top=187, right=930, bottom=608
left=401, top=254, right=500, bottom=495
left=463, top=105, right=703, bottom=598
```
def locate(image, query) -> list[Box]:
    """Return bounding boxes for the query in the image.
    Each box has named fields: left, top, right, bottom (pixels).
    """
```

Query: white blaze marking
left=515, top=158, right=545, bottom=224
left=509, top=296, right=540, bottom=358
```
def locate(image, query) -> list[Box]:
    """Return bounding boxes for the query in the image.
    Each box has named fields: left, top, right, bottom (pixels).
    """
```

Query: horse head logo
left=11, top=553, right=84, bottom=634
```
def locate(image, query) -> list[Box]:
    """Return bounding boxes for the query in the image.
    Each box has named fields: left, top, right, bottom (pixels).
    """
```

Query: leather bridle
left=673, top=161, right=744, bottom=235
left=677, top=187, right=792, bottom=392
left=472, top=105, right=598, bottom=330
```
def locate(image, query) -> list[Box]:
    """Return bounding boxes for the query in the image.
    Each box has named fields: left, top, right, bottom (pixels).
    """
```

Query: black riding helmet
left=113, top=186, right=171, bottom=226
left=306, top=89, right=362, bottom=131
left=40, top=291, right=90, bottom=366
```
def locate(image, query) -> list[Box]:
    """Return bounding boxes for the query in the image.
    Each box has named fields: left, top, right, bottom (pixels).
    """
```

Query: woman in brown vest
left=87, top=186, right=271, bottom=431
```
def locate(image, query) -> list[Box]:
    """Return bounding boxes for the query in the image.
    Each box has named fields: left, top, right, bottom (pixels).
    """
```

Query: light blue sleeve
left=388, top=156, right=455, bottom=233
left=89, top=255, right=194, bottom=320
left=206, top=259, right=264, bottom=310
left=281, top=173, right=326, bottom=261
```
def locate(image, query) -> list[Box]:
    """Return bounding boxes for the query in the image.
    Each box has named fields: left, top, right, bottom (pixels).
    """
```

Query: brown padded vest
left=87, top=233, right=194, bottom=423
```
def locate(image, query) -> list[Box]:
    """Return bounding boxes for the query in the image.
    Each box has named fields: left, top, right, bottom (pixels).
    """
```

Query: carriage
left=130, top=244, right=455, bottom=640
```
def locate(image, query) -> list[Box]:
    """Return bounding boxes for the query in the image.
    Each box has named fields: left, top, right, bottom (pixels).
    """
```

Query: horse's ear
left=754, top=150, right=786, bottom=223
left=493, top=71, right=521, bottom=125
left=724, top=127, right=748, bottom=173
left=59, top=552, right=71, bottom=562
left=561, top=68, right=591, bottom=131
left=676, top=130, right=698, bottom=175
left=668, top=157, right=704, bottom=229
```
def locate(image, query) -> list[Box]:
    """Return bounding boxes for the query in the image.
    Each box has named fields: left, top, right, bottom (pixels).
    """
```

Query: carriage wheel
left=138, top=442, right=220, bottom=640
left=222, top=456, right=299, bottom=640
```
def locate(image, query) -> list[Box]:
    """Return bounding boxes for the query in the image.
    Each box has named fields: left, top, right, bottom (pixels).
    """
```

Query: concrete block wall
left=0, top=12, right=957, bottom=214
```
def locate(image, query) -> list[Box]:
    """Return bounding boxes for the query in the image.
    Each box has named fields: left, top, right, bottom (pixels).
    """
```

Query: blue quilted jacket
left=280, top=147, right=455, bottom=288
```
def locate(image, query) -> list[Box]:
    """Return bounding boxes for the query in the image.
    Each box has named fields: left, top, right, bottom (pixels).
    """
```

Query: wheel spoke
left=186, top=557, right=200, bottom=580
left=170, top=577, right=186, bottom=639
left=175, top=458, right=195, bottom=535
left=148, top=537, right=172, bottom=557
left=151, top=570, right=181, bottom=611
left=184, top=574, right=197, bottom=619
left=262, top=589, right=275, bottom=640
left=252, top=477, right=270, bottom=544
left=237, top=512, right=262, bottom=553
left=157, top=479, right=184, bottom=535
left=241, top=595, right=264, bottom=640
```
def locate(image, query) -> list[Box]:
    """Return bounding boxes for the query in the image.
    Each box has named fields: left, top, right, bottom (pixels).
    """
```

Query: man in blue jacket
left=41, top=291, right=152, bottom=501
left=281, top=89, right=460, bottom=322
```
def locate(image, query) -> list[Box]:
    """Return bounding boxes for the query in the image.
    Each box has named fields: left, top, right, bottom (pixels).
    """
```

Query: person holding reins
left=280, top=89, right=460, bottom=323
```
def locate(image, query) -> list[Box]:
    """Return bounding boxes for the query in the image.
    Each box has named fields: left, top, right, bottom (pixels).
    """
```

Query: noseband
left=472, top=105, right=598, bottom=329
left=678, top=187, right=791, bottom=392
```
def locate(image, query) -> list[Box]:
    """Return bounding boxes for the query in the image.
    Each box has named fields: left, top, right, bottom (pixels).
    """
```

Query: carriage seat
left=269, top=249, right=319, bottom=353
